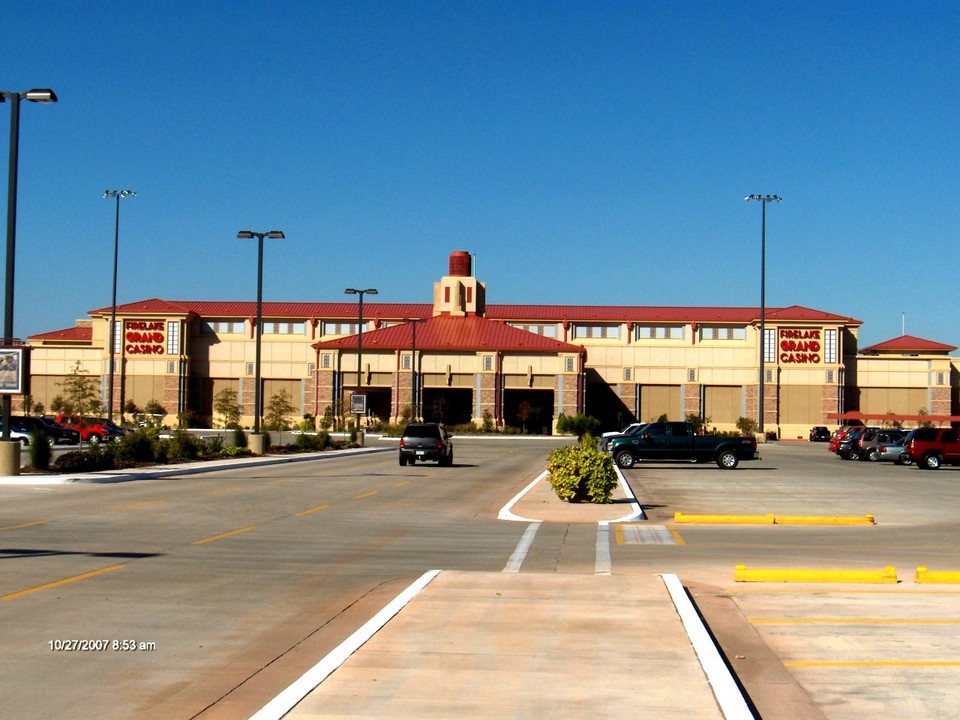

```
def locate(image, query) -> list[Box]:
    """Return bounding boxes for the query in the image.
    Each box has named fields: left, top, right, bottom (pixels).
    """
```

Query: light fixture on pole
left=103, top=189, right=136, bottom=422
left=237, top=230, right=284, bottom=437
left=344, top=287, right=377, bottom=426
left=744, top=194, right=782, bottom=435
left=0, top=88, right=57, bottom=445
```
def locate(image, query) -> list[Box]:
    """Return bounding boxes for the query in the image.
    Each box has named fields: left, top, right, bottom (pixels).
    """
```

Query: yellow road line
left=354, top=490, right=379, bottom=500
left=2, top=564, right=125, bottom=601
left=786, top=660, right=960, bottom=668
left=111, top=500, right=166, bottom=511
left=295, top=503, right=330, bottom=517
left=206, top=486, right=245, bottom=496
left=192, top=526, right=257, bottom=545
left=0, top=520, right=45, bottom=532
left=668, top=524, right=686, bottom=545
left=394, top=480, right=412, bottom=488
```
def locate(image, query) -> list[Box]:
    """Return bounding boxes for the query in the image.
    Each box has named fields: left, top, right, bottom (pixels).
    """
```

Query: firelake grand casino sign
left=778, top=328, right=822, bottom=364
left=125, top=320, right=166, bottom=355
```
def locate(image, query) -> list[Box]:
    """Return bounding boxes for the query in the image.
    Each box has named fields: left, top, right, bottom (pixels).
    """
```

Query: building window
left=202, top=320, right=245, bottom=334
left=402, top=354, right=412, bottom=370
left=263, top=321, right=305, bottom=335
left=246, top=362, right=254, bottom=376
left=564, top=357, right=575, bottom=372
left=571, top=324, right=620, bottom=340
left=826, top=369, right=835, bottom=384
left=823, top=329, right=838, bottom=364
left=765, top=369, right=774, bottom=383
left=635, top=325, right=684, bottom=341
left=322, top=321, right=358, bottom=335
left=764, top=328, right=777, bottom=363
left=167, top=360, right=176, bottom=374
left=937, top=372, right=946, bottom=386
left=113, top=321, right=122, bottom=354
left=320, top=353, right=331, bottom=369
left=623, top=367, right=632, bottom=382
left=308, top=363, right=316, bottom=376
left=167, top=321, right=180, bottom=355
left=687, top=368, right=696, bottom=382
left=509, top=323, right=558, bottom=338
left=482, top=355, right=494, bottom=371
left=699, top=326, right=746, bottom=341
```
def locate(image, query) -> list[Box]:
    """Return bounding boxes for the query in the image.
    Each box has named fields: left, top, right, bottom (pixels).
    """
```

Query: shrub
left=29, top=430, right=52, bottom=471
left=547, top=439, right=618, bottom=503
left=556, top=413, right=601, bottom=441
left=112, top=431, right=156, bottom=465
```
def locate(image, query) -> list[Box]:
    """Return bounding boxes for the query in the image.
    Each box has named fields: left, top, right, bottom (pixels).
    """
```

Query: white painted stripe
left=502, top=522, right=541, bottom=573
left=607, top=465, right=645, bottom=522
left=660, top=574, right=753, bottom=720
left=248, top=569, right=442, bottom=720
left=595, top=524, right=611, bottom=575
left=497, top=471, right=546, bottom=522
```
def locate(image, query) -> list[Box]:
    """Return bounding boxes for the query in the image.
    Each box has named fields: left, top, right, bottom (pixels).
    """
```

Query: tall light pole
left=344, top=287, right=377, bottom=427
left=0, top=88, right=57, bottom=444
left=237, top=230, right=284, bottom=438
left=103, top=189, right=136, bottom=422
left=745, top=194, right=782, bottom=435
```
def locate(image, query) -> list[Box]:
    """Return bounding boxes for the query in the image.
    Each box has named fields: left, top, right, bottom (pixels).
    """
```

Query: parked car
left=876, top=436, right=911, bottom=464
left=809, top=426, right=831, bottom=442
left=599, top=422, right=649, bottom=452
left=54, top=414, right=124, bottom=444
left=90, top=418, right=132, bottom=436
left=606, top=421, right=759, bottom=469
left=855, top=429, right=906, bottom=462
left=902, top=427, right=960, bottom=470
left=12, top=415, right=80, bottom=445
left=0, top=422, right=32, bottom=447
left=836, top=426, right=873, bottom=459
left=398, top=423, right=453, bottom=466
left=829, top=422, right=865, bottom=453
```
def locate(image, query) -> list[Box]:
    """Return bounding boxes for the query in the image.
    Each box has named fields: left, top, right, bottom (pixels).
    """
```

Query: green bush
left=29, top=430, right=52, bottom=471
left=53, top=447, right=116, bottom=473
left=547, top=439, right=618, bottom=503
left=556, top=413, right=601, bottom=440
left=295, top=432, right=330, bottom=451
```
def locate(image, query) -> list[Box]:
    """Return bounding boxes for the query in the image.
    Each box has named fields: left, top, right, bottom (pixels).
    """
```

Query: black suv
left=12, top=415, right=80, bottom=445
left=398, top=423, right=453, bottom=466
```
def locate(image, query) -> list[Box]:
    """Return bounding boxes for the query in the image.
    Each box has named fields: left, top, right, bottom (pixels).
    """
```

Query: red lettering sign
left=124, top=320, right=166, bottom=355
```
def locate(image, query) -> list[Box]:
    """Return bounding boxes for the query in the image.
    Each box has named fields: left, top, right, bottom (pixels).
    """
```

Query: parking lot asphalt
left=4, top=445, right=773, bottom=719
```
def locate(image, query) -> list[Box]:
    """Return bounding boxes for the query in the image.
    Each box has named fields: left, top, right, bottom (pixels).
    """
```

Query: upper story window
left=263, top=321, right=305, bottom=335
left=509, top=323, right=558, bottom=338
left=322, top=321, right=359, bottom=336
left=635, top=325, right=684, bottom=341
left=167, top=321, right=180, bottom=355
left=699, top=325, right=746, bottom=341
left=571, top=324, right=620, bottom=340
left=823, top=329, right=838, bottom=364
left=202, top=320, right=245, bottom=335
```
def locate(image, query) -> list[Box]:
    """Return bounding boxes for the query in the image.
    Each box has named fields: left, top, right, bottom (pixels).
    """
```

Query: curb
left=675, top=512, right=875, bottom=525
left=734, top=564, right=899, bottom=583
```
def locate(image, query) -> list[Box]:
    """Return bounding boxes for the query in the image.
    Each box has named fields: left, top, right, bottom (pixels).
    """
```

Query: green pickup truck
left=605, top=421, right=759, bottom=470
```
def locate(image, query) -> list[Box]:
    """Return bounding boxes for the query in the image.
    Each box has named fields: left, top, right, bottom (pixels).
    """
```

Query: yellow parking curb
left=775, top=514, right=875, bottom=525
left=735, top=564, right=898, bottom=584
left=674, top=512, right=774, bottom=524
left=915, top=567, right=960, bottom=584
left=674, top=512, right=875, bottom=525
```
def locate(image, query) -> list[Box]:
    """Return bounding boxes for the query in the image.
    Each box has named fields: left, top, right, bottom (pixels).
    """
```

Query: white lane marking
left=248, top=569, right=442, bottom=720
left=596, top=524, right=611, bottom=575
left=502, top=522, right=541, bottom=573
left=498, top=471, right=546, bottom=522
left=660, top=574, right=754, bottom=720
left=608, top=466, right=645, bottom=522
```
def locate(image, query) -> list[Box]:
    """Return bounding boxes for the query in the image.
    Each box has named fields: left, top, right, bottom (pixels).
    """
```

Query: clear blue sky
left=3, top=1, right=958, bottom=349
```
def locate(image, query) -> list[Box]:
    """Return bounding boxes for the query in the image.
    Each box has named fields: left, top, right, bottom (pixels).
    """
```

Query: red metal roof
left=82, top=299, right=862, bottom=326
left=860, top=334, right=957, bottom=354
left=313, top=314, right=584, bottom=353
left=29, top=325, right=93, bottom=342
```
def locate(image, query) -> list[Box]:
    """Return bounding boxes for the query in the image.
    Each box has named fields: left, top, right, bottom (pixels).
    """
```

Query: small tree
left=686, top=413, right=711, bottom=435
left=214, top=388, right=241, bottom=429
left=21, top=395, right=34, bottom=416
left=318, top=405, right=335, bottom=432
left=264, top=388, right=296, bottom=444
left=517, top=401, right=533, bottom=434
left=556, top=413, right=601, bottom=442
left=736, top=417, right=758, bottom=436
left=59, top=361, right=101, bottom=418
left=50, top=395, right=66, bottom=414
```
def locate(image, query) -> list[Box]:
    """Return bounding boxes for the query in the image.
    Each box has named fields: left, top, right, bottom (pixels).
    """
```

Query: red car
left=54, top=414, right=123, bottom=444
left=828, top=422, right=864, bottom=453
left=902, top=427, right=960, bottom=470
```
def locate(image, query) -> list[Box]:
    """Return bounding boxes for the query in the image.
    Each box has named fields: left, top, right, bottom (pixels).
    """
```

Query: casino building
left=24, top=251, right=960, bottom=438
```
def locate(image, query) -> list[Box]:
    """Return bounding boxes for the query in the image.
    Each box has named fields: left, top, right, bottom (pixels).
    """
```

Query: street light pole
left=0, top=88, right=57, bottom=444
left=405, top=318, right=420, bottom=421
left=103, top=189, right=135, bottom=422
left=344, top=287, right=378, bottom=427
left=745, top=194, right=782, bottom=435
left=237, top=230, right=284, bottom=440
